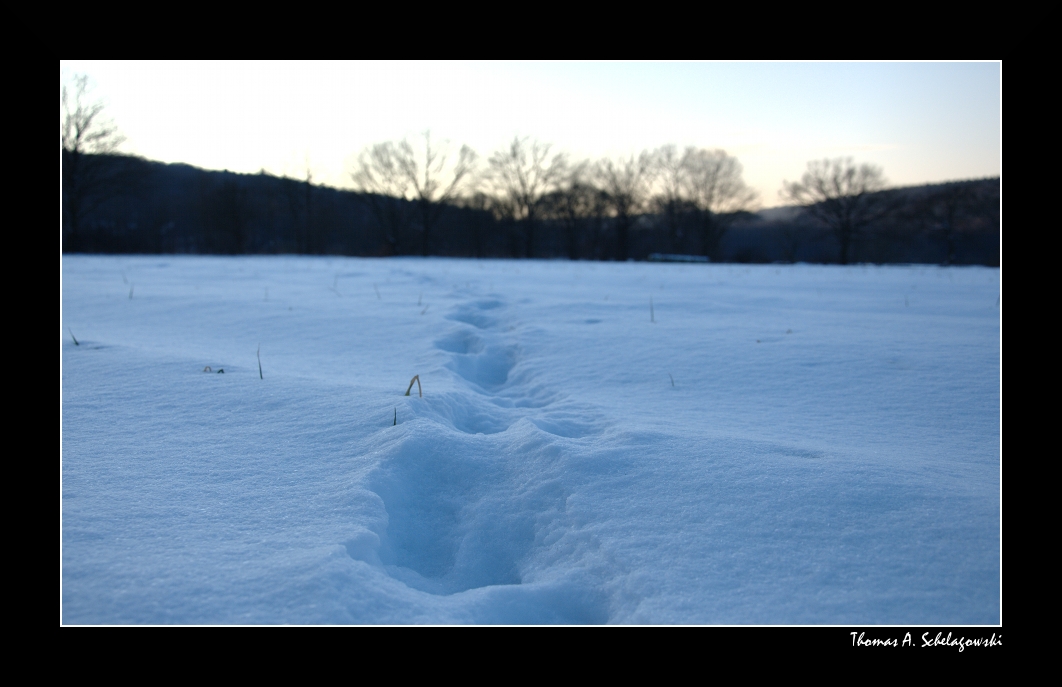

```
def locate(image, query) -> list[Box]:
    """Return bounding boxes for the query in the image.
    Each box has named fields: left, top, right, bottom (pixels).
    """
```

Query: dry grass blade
left=404, top=375, right=422, bottom=397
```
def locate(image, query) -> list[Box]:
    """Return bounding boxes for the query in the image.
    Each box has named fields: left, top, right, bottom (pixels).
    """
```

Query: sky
left=59, top=61, right=1001, bottom=208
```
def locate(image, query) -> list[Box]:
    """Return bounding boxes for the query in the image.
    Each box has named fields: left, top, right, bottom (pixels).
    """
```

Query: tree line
left=61, top=76, right=1000, bottom=265
left=346, top=133, right=769, bottom=262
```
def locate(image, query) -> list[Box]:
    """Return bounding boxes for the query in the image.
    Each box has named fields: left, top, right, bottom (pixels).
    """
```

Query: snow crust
left=61, top=256, right=1001, bottom=624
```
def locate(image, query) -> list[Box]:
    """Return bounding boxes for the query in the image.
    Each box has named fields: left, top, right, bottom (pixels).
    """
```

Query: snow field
left=62, top=256, right=1000, bottom=623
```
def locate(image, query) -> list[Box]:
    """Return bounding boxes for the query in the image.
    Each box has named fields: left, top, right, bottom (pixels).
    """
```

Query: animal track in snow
left=355, top=292, right=611, bottom=611
left=433, top=329, right=484, bottom=355
left=364, top=429, right=568, bottom=595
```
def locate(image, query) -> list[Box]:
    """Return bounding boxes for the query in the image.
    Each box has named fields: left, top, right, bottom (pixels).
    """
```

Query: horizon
left=60, top=61, right=1002, bottom=209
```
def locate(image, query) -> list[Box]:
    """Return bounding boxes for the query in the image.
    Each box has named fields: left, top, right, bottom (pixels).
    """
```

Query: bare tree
left=487, top=137, right=567, bottom=258
left=351, top=142, right=410, bottom=254
left=62, top=74, right=128, bottom=252
left=401, top=132, right=477, bottom=255
left=684, top=149, right=758, bottom=261
left=352, top=131, right=477, bottom=255
left=596, top=151, right=655, bottom=260
left=781, top=158, right=890, bottom=265
left=541, top=161, right=598, bottom=260
left=651, top=145, right=696, bottom=253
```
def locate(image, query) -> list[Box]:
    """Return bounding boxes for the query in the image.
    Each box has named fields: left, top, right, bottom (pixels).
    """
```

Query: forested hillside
left=61, top=153, right=999, bottom=265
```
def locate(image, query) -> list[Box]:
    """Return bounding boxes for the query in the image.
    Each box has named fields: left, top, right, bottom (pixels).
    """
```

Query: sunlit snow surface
left=61, top=256, right=1000, bottom=624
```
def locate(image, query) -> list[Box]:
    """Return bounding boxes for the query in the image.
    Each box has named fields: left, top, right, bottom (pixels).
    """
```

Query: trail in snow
left=354, top=292, right=611, bottom=621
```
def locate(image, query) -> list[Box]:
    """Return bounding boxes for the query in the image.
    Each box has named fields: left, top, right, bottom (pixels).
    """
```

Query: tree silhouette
left=62, top=74, right=128, bottom=252
left=488, top=137, right=567, bottom=258
left=352, top=132, right=477, bottom=255
left=782, top=158, right=891, bottom=265
left=683, top=149, right=758, bottom=261
left=541, top=161, right=599, bottom=260
left=651, top=145, right=694, bottom=253
left=596, top=151, right=655, bottom=261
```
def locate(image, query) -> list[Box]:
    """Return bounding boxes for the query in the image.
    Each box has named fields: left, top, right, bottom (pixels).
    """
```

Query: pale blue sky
left=60, top=61, right=1001, bottom=208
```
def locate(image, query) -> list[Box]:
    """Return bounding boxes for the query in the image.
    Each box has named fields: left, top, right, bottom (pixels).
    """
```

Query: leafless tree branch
left=62, top=74, right=128, bottom=252
left=781, top=158, right=890, bottom=264
left=596, top=151, right=656, bottom=260
left=352, top=131, right=478, bottom=255
left=487, top=136, right=567, bottom=257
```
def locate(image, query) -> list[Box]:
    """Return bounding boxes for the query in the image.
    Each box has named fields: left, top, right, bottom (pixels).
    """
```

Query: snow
left=61, top=256, right=1001, bottom=624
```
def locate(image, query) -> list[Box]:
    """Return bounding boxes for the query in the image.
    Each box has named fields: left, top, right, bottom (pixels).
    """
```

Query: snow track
left=358, top=293, right=612, bottom=619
